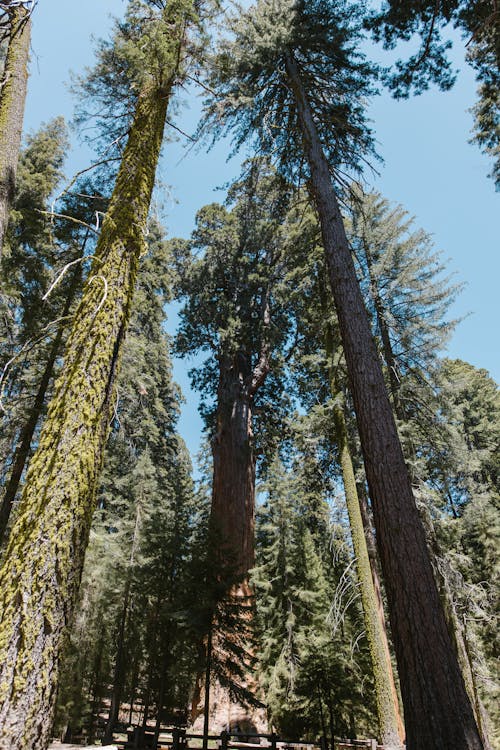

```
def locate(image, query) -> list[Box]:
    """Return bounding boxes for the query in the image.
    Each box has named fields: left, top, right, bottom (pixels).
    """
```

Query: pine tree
left=203, top=3, right=483, bottom=747
left=0, top=3, right=200, bottom=747
left=253, top=453, right=377, bottom=740
left=283, top=201, right=404, bottom=746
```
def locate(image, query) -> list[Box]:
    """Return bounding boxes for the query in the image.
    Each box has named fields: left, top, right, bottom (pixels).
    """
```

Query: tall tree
left=174, top=160, right=293, bottom=731
left=0, top=1, right=31, bottom=256
left=283, top=200, right=404, bottom=747
left=0, top=2, right=200, bottom=747
left=204, top=2, right=483, bottom=748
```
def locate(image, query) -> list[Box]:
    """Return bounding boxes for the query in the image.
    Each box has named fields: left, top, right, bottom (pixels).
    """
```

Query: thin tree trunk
left=0, top=5, right=191, bottom=746
left=0, top=5, right=31, bottom=257
left=153, top=647, right=171, bottom=746
left=128, top=658, right=140, bottom=726
left=284, top=52, right=483, bottom=750
left=0, top=256, right=83, bottom=545
left=104, top=499, right=142, bottom=743
left=326, top=333, right=403, bottom=750
left=202, top=626, right=213, bottom=750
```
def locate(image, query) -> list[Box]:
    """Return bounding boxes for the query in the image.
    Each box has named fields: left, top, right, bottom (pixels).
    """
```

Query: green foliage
left=173, top=158, right=295, bottom=463
left=253, top=454, right=376, bottom=738
left=366, top=0, right=500, bottom=187
left=73, top=0, right=202, bottom=154
left=203, top=0, right=377, bottom=186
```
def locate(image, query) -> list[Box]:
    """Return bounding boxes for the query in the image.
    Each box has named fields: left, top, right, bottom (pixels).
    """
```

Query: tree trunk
left=0, top=5, right=190, bottom=745
left=0, top=258, right=82, bottom=545
left=284, top=53, right=483, bottom=750
left=361, top=244, right=492, bottom=748
left=0, top=5, right=31, bottom=257
left=104, top=500, right=142, bottom=743
left=326, top=335, right=404, bottom=750
left=211, top=351, right=256, bottom=579
left=191, top=348, right=269, bottom=734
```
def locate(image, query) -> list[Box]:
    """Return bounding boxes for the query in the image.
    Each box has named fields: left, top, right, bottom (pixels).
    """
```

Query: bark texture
left=190, top=348, right=269, bottom=734
left=285, top=53, right=483, bottom=750
left=326, top=343, right=404, bottom=750
left=0, top=5, right=31, bottom=257
left=0, top=263, right=81, bottom=545
left=0, top=6, right=186, bottom=738
left=211, top=351, right=257, bottom=578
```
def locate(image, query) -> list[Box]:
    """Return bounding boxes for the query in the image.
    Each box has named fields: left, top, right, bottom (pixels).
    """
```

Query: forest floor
left=48, top=743, right=118, bottom=749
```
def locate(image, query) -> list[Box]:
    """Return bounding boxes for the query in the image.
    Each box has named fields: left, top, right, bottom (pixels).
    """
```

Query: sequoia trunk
left=211, top=351, right=255, bottom=579
left=285, top=53, right=483, bottom=750
left=0, top=4, right=190, bottom=744
left=190, top=351, right=267, bottom=734
left=0, top=5, right=31, bottom=256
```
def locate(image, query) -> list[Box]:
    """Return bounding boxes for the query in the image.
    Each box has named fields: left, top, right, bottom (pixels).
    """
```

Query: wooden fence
left=110, top=727, right=383, bottom=750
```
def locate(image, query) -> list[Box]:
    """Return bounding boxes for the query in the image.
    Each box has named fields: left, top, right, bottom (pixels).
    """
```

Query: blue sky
left=24, top=0, right=499, bottom=458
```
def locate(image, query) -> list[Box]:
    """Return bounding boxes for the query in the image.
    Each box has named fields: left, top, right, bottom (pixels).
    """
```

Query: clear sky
left=24, top=0, right=499, bottom=459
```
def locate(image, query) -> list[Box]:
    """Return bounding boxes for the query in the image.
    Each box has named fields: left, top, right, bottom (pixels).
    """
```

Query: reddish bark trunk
left=211, top=351, right=256, bottom=579
left=285, top=53, right=483, bottom=750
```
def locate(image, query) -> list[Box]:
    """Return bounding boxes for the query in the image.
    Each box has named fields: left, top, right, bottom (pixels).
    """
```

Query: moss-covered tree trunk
left=284, top=52, right=483, bottom=750
left=0, top=5, right=31, bottom=257
left=0, top=261, right=82, bottom=545
left=0, top=4, right=190, bottom=743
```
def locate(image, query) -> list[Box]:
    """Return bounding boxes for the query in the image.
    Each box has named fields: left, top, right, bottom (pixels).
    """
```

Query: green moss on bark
left=0, top=6, right=31, bottom=257
left=0, top=3, right=194, bottom=747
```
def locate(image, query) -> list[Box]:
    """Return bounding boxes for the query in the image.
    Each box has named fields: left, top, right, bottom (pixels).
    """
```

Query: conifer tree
left=0, top=118, right=88, bottom=543
left=0, top=1, right=31, bottom=256
left=174, top=160, right=293, bottom=730
left=283, top=201, right=404, bottom=746
left=204, top=3, right=483, bottom=747
left=253, top=453, right=377, bottom=740
left=0, top=3, right=201, bottom=747
left=54, top=220, right=197, bottom=744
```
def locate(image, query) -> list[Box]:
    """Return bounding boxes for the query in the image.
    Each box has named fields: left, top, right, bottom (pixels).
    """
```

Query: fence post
left=370, top=741, right=377, bottom=750
left=221, top=730, right=229, bottom=750
left=271, top=732, right=277, bottom=750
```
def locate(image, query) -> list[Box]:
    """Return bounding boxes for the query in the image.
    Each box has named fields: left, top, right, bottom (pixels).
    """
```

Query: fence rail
left=108, top=727, right=383, bottom=750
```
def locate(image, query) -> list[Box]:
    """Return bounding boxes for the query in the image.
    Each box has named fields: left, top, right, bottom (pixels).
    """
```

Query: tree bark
left=0, top=5, right=31, bottom=257
left=104, top=499, right=142, bottom=743
left=0, top=258, right=82, bottom=545
left=285, top=53, right=483, bottom=750
left=211, top=351, right=257, bottom=579
left=0, top=5, right=190, bottom=745
left=326, top=335, right=404, bottom=750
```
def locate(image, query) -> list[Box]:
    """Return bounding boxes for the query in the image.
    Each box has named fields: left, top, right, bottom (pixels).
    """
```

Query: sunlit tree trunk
left=0, top=5, right=31, bottom=257
left=0, top=259, right=82, bottom=545
left=0, top=4, right=191, bottom=745
left=191, top=340, right=270, bottom=733
left=284, top=52, right=483, bottom=750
